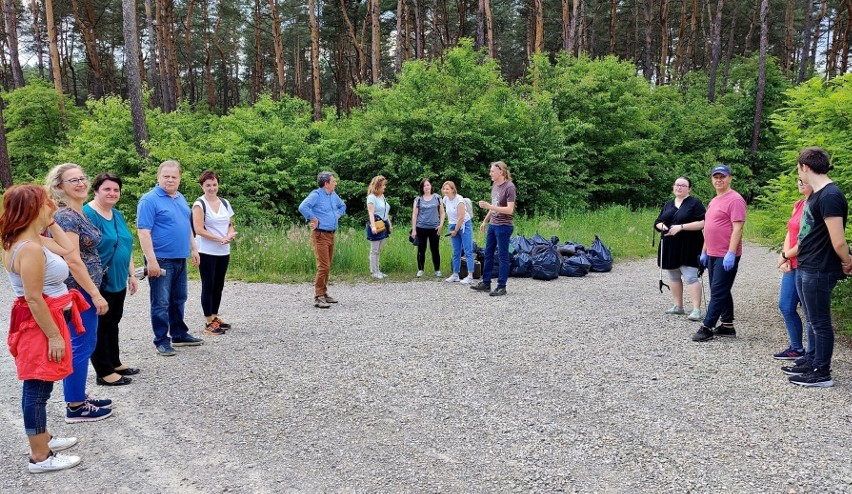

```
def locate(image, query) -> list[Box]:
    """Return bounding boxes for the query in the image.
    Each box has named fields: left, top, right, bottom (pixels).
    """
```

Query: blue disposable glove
left=699, top=252, right=708, bottom=267
left=723, top=251, right=736, bottom=271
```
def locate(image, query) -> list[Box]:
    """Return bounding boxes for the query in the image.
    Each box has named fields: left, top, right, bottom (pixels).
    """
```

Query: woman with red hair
left=1, top=185, right=86, bottom=473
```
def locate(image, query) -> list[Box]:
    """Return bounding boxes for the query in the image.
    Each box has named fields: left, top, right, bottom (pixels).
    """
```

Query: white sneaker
left=460, top=275, right=474, bottom=284
left=378, top=272, right=387, bottom=279
left=372, top=272, right=383, bottom=279
left=47, top=436, right=78, bottom=452
left=445, top=273, right=460, bottom=282
left=435, top=270, right=443, bottom=277
left=28, top=451, right=81, bottom=473
left=416, top=270, right=424, bottom=278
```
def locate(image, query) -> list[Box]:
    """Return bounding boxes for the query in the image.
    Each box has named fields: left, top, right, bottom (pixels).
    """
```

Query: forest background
left=0, top=0, right=848, bottom=324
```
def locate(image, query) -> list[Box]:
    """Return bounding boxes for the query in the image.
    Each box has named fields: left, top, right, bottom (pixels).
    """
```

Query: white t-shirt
left=443, top=195, right=471, bottom=226
left=194, top=197, right=235, bottom=256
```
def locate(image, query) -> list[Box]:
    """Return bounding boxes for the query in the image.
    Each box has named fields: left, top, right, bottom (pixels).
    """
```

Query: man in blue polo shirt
left=138, top=160, right=203, bottom=356
left=299, top=171, right=346, bottom=308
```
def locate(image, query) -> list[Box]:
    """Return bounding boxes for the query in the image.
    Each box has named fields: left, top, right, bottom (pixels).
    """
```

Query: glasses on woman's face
left=63, top=176, right=89, bottom=185
left=797, top=179, right=805, bottom=186
left=673, top=184, right=689, bottom=188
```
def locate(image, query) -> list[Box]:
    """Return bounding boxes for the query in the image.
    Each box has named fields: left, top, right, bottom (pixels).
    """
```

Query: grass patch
left=227, top=205, right=659, bottom=283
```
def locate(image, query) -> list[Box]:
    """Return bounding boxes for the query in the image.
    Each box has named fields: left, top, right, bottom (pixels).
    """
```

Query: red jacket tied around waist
left=7, top=289, right=90, bottom=381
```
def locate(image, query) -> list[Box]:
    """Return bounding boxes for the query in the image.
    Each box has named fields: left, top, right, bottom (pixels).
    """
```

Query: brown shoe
left=314, top=297, right=330, bottom=309
left=322, top=295, right=338, bottom=304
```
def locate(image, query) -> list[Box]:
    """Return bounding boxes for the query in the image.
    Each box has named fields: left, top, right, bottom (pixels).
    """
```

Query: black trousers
left=416, top=227, right=441, bottom=271
left=90, top=288, right=126, bottom=378
left=199, top=253, right=230, bottom=317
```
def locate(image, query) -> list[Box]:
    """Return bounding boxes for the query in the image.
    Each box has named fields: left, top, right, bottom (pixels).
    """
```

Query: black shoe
left=115, top=367, right=140, bottom=376
left=789, top=367, right=833, bottom=387
left=781, top=363, right=812, bottom=376
left=691, top=325, right=714, bottom=342
left=172, top=335, right=204, bottom=347
left=713, top=325, right=737, bottom=338
left=489, top=287, right=507, bottom=297
left=793, top=356, right=811, bottom=366
left=470, top=282, right=491, bottom=292
left=96, top=376, right=132, bottom=386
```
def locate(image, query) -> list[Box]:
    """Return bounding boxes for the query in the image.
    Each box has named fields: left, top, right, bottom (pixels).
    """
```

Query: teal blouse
left=83, top=205, right=134, bottom=293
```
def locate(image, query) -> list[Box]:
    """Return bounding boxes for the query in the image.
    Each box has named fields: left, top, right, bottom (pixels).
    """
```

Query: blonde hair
left=45, top=163, right=86, bottom=206
left=490, top=161, right=512, bottom=182
left=367, top=175, right=386, bottom=195
left=441, top=181, right=457, bottom=194
left=158, top=160, right=182, bottom=175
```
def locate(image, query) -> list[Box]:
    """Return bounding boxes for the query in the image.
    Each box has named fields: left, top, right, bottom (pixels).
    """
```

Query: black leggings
left=416, top=227, right=441, bottom=271
left=90, top=288, right=126, bottom=378
left=199, top=253, right=230, bottom=317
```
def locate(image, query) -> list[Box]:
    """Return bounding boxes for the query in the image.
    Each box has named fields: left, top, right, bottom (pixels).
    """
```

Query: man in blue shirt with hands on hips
left=299, top=172, right=346, bottom=309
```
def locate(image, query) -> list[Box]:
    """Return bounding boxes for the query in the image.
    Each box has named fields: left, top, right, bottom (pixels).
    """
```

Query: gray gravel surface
left=0, top=243, right=850, bottom=493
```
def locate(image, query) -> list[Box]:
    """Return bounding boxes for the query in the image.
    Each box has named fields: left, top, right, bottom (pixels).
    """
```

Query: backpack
left=462, top=196, right=474, bottom=222
left=193, top=196, right=231, bottom=236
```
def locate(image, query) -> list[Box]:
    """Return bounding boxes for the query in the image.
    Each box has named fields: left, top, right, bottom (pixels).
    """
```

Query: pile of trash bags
left=475, top=233, right=613, bottom=280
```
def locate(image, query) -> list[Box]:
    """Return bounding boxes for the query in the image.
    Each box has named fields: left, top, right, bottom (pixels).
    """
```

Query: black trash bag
left=530, top=233, right=550, bottom=247
left=550, top=235, right=560, bottom=245
left=530, top=244, right=562, bottom=281
left=560, top=253, right=591, bottom=277
left=558, top=241, right=586, bottom=257
left=510, top=252, right=534, bottom=277
left=588, top=235, right=613, bottom=272
left=472, top=242, right=485, bottom=264
left=510, top=235, right=534, bottom=255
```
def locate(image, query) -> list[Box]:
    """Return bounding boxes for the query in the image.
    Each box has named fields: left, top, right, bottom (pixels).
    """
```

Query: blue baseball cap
left=710, top=164, right=731, bottom=177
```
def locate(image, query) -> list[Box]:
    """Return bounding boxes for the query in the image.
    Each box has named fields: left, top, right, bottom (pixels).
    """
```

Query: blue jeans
left=449, top=220, right=475, bottom=274
left=702, top=255, right=739, bottom=328
left=778, top=270, right=804, bottom=351
left=148, top=258, right=190, bottom=347
left=796, top=269, right=840, bottom=369
left=22, top=379, right=53, bottom=435
left=64, top=290, right=98, bottom=403
left=482, top=224, right=514, bottom=288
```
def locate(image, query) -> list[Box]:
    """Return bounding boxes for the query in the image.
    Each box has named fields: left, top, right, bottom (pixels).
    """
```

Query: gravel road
left=0, top=242, right=850, bottom=493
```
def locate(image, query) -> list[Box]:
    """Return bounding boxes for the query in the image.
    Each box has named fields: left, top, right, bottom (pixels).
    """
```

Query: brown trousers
left=311, top=230, right=335, bottom=298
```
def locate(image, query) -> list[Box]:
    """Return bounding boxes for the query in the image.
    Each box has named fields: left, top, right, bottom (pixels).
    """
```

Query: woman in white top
left=192, top=171, right=236, bottom=334
left=441, top=181, right=474, bottom=284
left=367, top=175, right=392, bottom=279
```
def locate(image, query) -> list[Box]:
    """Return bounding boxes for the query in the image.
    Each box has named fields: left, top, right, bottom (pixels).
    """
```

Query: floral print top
left=54, top=207, right=104, bottom=292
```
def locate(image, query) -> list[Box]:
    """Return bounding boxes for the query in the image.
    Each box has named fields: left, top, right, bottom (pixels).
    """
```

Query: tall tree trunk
left=750, top=0, right=768, bottom=158
left=706, top=0, right=724, bottom=103
left=841, top=0, right=852, bottom=75
left=685, top=0, right=698, bottom=72
left=742, top=0, right=758, bottom=56
left=413, top=0, right=424, bottom=58
left=659, top=0, right=671, bottom=83
left=578, top=0, right=587, bottom=54
left=609, top=0, right=617, bottom=55
left=532, top=0, right=543, bottom=55
left=0, top=96, right=12, bottom=188
left=308, top=0, right=322, bottom=120
left=294, top=37, right=304, bottom=99
left=396, top=0, right=404, bottom=71
left=456, top=0, right=465, bottom=44
left=251, top=0, right=261, bottom=102
left=562, top=0, right=570, bottom=52
left=44, top=0, right=65, bottom=127
left=204, top=0, right=215, bottom=109
left=567, top=0, right=579, bottom=54
left=797, top=0, right=814, bottom=83
left=340, top=0, right=366, bottom=81
left=643, top=0, right=654, bottom=81
left=809, top=0, right=827, bottom=69
left=720, top=1, right=738, bottom=93
left=213, top=16, right=227, bottom=112
left=70, top=0, right=105, bottom=98
left=482, top=0, right=493, bottom=57
left=672, top=0, right=687, bottom=76
left=371, top=0, right=380, bottom=81
left=166, top=2, right=182, bottom=102
left=2, top=0, right=25, bottom=88
left=144, top=0, right=161, bottom=108
left=183, top=0, right=196, bottom=104
left=122, top=0, right=149, bottom=158
left=269, top=0, right=287, bottom=98
left=31, top=0, right=45, bottom=78
left=826, top=9, right=840, bottom=78
left=783, top=0, right=794, bottom=77
left=431, top=0, right=440, bottom=56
